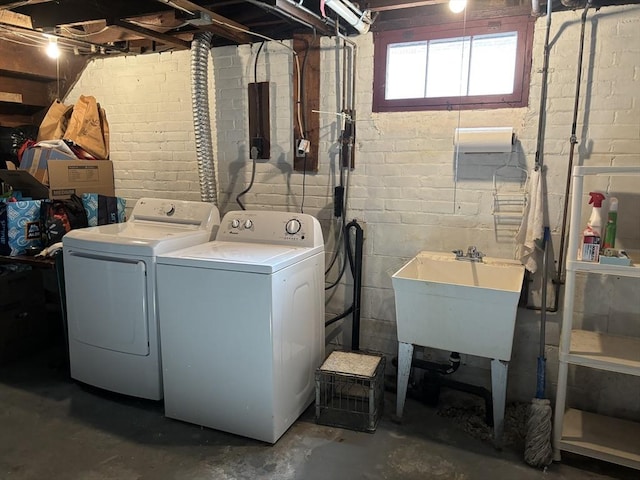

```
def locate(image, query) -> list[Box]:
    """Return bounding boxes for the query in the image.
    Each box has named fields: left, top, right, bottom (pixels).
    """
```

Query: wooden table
left=0, top=254, right=56, bottom=269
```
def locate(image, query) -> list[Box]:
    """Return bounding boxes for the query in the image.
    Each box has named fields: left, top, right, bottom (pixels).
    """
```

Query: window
left=373, top=16, right=535, bottom=112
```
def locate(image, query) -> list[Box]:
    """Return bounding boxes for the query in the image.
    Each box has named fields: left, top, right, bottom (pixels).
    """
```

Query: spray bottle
left=603, top=197, right=618, bottom=250
left=580, top=192, right=605, bottom=262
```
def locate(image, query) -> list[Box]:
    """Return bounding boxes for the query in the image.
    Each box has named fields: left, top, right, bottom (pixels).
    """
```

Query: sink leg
left=396, top=342, right=414, bottom=419
left=490, top=358, right=509, bottom=448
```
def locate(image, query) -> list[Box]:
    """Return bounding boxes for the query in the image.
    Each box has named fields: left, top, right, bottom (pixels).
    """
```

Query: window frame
left=372, top=16, right=535, bottom=112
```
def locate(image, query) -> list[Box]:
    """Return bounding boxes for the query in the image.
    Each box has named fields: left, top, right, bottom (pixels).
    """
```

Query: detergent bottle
left=579, top=192, right=605, bottom=262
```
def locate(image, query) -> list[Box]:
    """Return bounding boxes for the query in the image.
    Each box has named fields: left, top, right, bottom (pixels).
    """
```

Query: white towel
left=516, top=168, right=544, bottom=273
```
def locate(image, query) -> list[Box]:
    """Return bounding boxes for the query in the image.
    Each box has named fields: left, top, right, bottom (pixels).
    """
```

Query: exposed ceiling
left=3, top=0, right=615, bottom=55
left=0, top=0, right=635, bottom=127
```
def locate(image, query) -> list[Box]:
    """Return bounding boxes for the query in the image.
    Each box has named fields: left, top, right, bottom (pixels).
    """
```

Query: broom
left=524, top=226, right=553, bottom=467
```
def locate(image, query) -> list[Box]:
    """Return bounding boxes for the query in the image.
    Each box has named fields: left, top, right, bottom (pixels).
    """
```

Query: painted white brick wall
left=65, top=6, right=640, bottom=412
left=66, top=51, right=209, bottom=207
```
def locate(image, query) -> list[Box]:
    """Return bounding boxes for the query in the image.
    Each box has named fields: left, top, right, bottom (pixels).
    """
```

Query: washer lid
left=63, top=222, right=213, bottom=256
left=157, top=241, right=323, bottom=274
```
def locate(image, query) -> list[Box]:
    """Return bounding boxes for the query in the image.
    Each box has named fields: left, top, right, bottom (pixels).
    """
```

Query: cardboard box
left=0, top=161, right=114, bottom=200
left=20, top=143, right=77, bottom=185
left=47, top=160, right=115, bottom=199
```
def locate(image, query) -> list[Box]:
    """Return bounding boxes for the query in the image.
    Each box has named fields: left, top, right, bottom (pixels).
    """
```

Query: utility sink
left=392, top=251, right=525, bottom=361
left=392, top=250, right=525, bottom=447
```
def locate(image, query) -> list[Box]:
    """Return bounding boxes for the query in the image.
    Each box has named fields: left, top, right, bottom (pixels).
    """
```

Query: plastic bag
left=81, top=193, right=126, bottom=226
left=40, top=194, right=88, bottom=246
left=0, top=200, right=43, bottom=255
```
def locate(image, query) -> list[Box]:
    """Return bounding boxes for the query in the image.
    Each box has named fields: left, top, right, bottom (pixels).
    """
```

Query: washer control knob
left=165, top=204, right=175, bottom=216
left=285, top=219, right=302, bottom=235
left=231, top=219, right=240, bottom=228
left=244, top=219, right=253, bottom=229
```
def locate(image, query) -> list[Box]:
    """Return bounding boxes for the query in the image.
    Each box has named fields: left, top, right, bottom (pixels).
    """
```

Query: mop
left=524, top=226, right=553, bottom=467
left=522, top=0, right=554, bottom=467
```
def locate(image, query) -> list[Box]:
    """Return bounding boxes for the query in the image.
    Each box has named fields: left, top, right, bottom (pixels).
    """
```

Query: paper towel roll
left=454, top=127, right=514, bottom=153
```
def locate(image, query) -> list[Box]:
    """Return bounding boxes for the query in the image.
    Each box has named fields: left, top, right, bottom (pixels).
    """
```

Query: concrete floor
left=0, top=340, right=636, bottom=480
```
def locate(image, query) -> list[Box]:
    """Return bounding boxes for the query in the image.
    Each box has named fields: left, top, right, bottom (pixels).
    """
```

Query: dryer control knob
left=244, top=219, right=253, bottom=229
left=231, top=219, right=240, bottom=228
left=285, top=219, right=302, bottom=235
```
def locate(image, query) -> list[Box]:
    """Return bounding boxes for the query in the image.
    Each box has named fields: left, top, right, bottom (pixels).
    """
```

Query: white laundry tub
left=392, top=251, right=525, bottom=361
left=391, top=250, right=525, bottom=446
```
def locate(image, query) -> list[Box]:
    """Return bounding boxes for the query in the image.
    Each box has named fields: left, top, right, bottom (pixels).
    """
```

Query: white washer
left=156, top=210, right=324, bottom=443
left=63, top=198, right=220, bottom=400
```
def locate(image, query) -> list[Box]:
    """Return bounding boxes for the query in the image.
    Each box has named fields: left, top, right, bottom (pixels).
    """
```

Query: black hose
left=325, top=305, right=353, bottom=327
left=324, top=219, right=364, bottom=353
left=235, top=150, right=257, bottom=210
left=236, top=42, right=265, bottom=210
left=349, top=220, right=363, bottom=351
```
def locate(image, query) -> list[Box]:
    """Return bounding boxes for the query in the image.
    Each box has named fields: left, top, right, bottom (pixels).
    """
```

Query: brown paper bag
left=37, top=100, right=74, bottom=141
left=99, top=103, right=110, bottom=159
left=65, top=95, right=110, bottom=159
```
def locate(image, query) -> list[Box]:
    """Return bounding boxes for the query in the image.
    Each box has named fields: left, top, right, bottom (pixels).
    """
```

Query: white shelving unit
left=553, top=165, right=640, bottom=470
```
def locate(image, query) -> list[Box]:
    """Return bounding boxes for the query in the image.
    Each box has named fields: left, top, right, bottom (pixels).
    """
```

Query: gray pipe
left=191, top=32, right=218, bottom=205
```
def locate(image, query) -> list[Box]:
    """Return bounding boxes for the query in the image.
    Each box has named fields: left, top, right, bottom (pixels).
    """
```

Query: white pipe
left=325, top=0, right=371, bottom=34
left=532, top=0, right=541, bottom=16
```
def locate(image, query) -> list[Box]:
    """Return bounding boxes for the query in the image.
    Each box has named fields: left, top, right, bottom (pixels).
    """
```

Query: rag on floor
left=516, top=167, right=544, bottom=273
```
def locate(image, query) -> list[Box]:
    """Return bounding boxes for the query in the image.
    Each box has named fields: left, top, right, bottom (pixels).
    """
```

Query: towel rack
left=492, top=154, right=529, bottom=240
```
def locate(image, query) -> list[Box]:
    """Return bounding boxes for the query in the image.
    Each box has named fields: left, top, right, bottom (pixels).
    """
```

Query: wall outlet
left=296, top=138, right=310, bottom=157
left=250, top=137, right=263, bottom=159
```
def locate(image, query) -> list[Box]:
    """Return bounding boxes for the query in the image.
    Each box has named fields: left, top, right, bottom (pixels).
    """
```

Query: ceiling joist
left=109, top=18, right=190, bottom=49
left=157, top=0, right=252, bottom=43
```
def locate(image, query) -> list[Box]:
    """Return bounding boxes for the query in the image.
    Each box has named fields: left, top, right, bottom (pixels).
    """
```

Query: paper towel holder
left=454, top=127, right=515, bottom=153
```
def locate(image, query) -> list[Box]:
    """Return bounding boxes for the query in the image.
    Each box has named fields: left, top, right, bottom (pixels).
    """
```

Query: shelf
left=568, top=260, right=640, bottom=278
left=573, top=166, right=640, bottom=176
left=555, top=164, right=640, bottom=470
left=558, top=408, right=640, bottom=469
left=564, top=330, right=640, bottom=376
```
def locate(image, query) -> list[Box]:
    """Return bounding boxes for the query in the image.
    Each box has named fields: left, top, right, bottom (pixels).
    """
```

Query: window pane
left=372, top=16, right=534, bottom=111
left=468, top=32, right=518, bottom=95
left=425, top=37, right=471, bottom=98
left=385, top=42, right=428, bottom=100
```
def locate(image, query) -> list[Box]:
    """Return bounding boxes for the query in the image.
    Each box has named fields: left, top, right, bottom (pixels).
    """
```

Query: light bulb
left=46, top=39, right=60, bottom=59
left=449, top=0, right=467, bottom=13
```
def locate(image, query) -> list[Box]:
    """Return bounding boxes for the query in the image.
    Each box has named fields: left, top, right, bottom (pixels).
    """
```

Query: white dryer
left=156, top=210, right=324, bottom=443
left=63, top=198, right=220, bottom=400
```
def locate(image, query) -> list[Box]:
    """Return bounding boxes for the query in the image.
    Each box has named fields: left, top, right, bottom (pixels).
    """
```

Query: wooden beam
left=366, top=0, right=448, bottom=12
left=0, top=0, right=53, bottom=9
left=248, top=82, right=271, bottom=160
left=108, top=18, right=190, bottom=49
left=0, top=9, right=33, bottom=27
left=293, top=33, right=320, bottom=173
left=0, top=75, right=50, bottom=107
left=0, top=113, right=38, bottom=127
left=20, top=0, right=168, bottom=29
left=373, top=3, right=533, bottom=31
left=0, top=40, right=61, bottom=80
left=160, top=0, right=252, bottom=43
left=272, top=0, right=334, bottom=36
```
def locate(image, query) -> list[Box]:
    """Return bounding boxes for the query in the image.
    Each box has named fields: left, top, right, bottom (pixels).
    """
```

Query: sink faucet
left=452, top=246, right=485, bottom=262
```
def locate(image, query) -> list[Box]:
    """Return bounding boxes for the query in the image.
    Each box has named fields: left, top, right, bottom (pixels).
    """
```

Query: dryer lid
left=157, top=241, right=323, bottom=274
left=63, top=223, right=214, bottom=256
left=62, top=198, right=221, bottom=256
